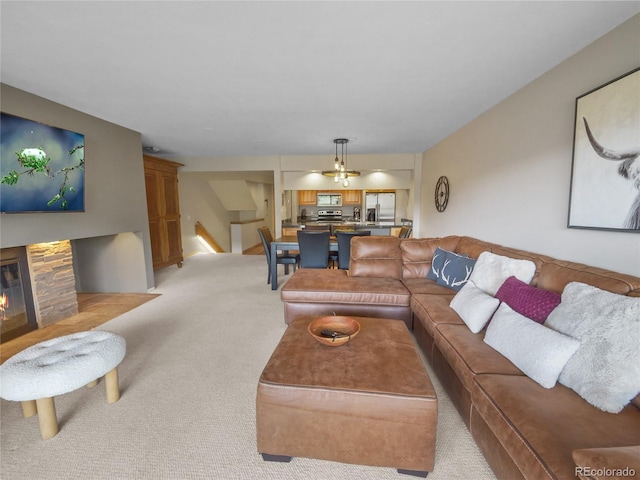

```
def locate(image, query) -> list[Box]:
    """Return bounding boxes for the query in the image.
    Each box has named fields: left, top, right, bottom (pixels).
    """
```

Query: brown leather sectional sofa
left=280, top=235, right=640, bottom=480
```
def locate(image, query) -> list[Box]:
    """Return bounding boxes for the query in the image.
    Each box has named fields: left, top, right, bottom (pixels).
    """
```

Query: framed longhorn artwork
left=568, top=67, right=640, bottom=232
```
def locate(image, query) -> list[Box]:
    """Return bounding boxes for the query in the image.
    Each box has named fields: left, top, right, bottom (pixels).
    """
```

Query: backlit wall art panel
left=1, top=112, right=85, bottom=213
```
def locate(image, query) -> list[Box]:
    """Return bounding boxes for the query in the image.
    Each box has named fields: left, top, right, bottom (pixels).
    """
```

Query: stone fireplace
left=27, top=240, right=79, bottom=326
left=1, top=240, right=78, bottom=342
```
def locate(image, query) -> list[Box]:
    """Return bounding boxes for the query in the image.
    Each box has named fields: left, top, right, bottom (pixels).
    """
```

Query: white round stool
left=0, top=330, right=126, bottom=440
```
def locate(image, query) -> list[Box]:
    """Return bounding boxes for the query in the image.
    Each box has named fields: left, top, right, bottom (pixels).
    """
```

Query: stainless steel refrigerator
left=365, top=192, right=395, bottom=223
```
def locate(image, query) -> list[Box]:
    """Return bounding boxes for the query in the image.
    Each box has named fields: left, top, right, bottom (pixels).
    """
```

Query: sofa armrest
left=572, top=445, right=640, bottom=480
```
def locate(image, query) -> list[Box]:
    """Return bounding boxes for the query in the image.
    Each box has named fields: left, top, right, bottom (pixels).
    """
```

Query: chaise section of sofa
left=281, top=237, right=412, bottom=327
left=281, top=268, right=411, bottom=327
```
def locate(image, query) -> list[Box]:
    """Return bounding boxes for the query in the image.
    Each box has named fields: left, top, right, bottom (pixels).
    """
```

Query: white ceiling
left=1, top=1, right=638, bottom=162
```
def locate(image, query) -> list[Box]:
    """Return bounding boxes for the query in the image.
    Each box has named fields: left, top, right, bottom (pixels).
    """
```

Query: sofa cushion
left=545, top=282, right=640, bottom=413
left=472, top=374, right=640, bottom=480
left=450, top=281, right=500, bottom=333
left=484, top=304, right=579, bottom=389
left=469, top=251, right=536, bottom=296
left=426, top=246, right=475, bottom=291
left=281, top=269, right=410, bottom=307
left=400, top=236, right=460, bottom=279
left=490, top=245, right=549, bottom=285
left=455, top=236, right=496, bottom=259
left=537, top=260, right=640, bottom=296
left=495, top=276, right=561, bottom=324
left=411, top=294, right=460, bottom=337
left=434, top=324, right=523, bottom=393
left=349, top=236, right=403, bottom=279
left=426, top=246, right=449, bottom=282
left=402, top=278, right=454, bottom=296
left=436, top=250, right=476, bottom=291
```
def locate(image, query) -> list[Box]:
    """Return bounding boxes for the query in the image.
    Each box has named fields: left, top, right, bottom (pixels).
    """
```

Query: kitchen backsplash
left=299, top=206, right=360, bottom=219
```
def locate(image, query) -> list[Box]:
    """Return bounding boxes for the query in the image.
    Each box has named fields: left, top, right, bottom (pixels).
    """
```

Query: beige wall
left=179, top=176, right=273, bottom=255
left=420, top=14, right=640, bottom=276
left=179, top=172, right=236, bottom=254
left=0, top=84, right=154, bottom=290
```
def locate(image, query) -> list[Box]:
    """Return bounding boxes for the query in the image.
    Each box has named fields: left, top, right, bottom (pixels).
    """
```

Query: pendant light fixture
left=322, top=138, right=360, bottom=187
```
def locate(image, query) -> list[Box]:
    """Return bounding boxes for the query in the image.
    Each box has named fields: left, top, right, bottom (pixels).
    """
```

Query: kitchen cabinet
left=298, top=190, right=317, bottom=205
left=342, top=190, right=362, bottom=205
left=282, top=227, right=303, bottom=236
left=144, top=155, right=184, bottom=270
left=297, top=189, right=361, bottom=206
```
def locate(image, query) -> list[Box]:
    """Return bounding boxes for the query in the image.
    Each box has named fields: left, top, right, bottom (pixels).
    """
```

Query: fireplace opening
left=1, top=247, right=37, bottom=343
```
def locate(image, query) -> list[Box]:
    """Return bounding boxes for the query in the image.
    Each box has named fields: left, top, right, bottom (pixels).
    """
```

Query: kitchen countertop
left=282, top=220, right=406, bottom=228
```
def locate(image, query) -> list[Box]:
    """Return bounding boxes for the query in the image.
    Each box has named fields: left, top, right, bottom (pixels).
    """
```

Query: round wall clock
left=435, top=176, right=449, bottom=212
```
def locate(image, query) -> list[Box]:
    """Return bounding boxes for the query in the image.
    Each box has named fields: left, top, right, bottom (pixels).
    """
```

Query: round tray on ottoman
left=307, top=316, right=360, bottom=346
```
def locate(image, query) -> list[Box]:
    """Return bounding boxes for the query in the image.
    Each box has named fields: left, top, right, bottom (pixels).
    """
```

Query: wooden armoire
left=143, top=155, right=184, bottom=270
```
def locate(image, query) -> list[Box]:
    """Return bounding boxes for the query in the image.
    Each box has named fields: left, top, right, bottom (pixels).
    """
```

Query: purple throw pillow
left=495, top=276, right=561, bottom=324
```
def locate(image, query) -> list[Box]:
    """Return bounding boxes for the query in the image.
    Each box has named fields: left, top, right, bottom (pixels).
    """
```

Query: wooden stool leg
left=35, top=397, right=58, bottom=440
left=104, top=367, right=120, bottom=404
left=21, top=400, right=37, bottom=418
left=86, top=379, right=99, bottom=388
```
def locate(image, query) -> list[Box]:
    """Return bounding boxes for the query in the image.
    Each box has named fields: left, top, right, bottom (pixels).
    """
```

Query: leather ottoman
left=256, top=316, right=437, bottom=477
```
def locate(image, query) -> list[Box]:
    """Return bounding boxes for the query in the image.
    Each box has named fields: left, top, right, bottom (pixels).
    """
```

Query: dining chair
left=297, top=231, right=331, bottom=269
left=258, top=226, right=298, bottom=284
left=399, top=226, right=413, bottom=238
left=336, top=231, right=371, bottom=270
left=299, top=226, right=336, bottom=267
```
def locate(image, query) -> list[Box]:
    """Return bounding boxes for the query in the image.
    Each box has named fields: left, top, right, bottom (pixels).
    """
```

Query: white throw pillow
left=545, top=282, right=640, bottom=413
left=484, top=303, right=580, bottom=389
left=469, top=251, right=536, bottom=296
left=450, top=281, right=500, bottom=333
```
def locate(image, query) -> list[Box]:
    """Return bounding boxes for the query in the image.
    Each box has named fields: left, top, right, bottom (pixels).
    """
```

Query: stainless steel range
left=317, top=209, right=343, bottom=222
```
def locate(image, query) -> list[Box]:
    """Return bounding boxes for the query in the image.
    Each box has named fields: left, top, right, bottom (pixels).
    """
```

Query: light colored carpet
left=0, top=254, right=496, bottom=480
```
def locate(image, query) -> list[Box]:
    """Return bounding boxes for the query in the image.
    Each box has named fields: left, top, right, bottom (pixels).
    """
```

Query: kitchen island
left=282, top=220, right=410, bottom=237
